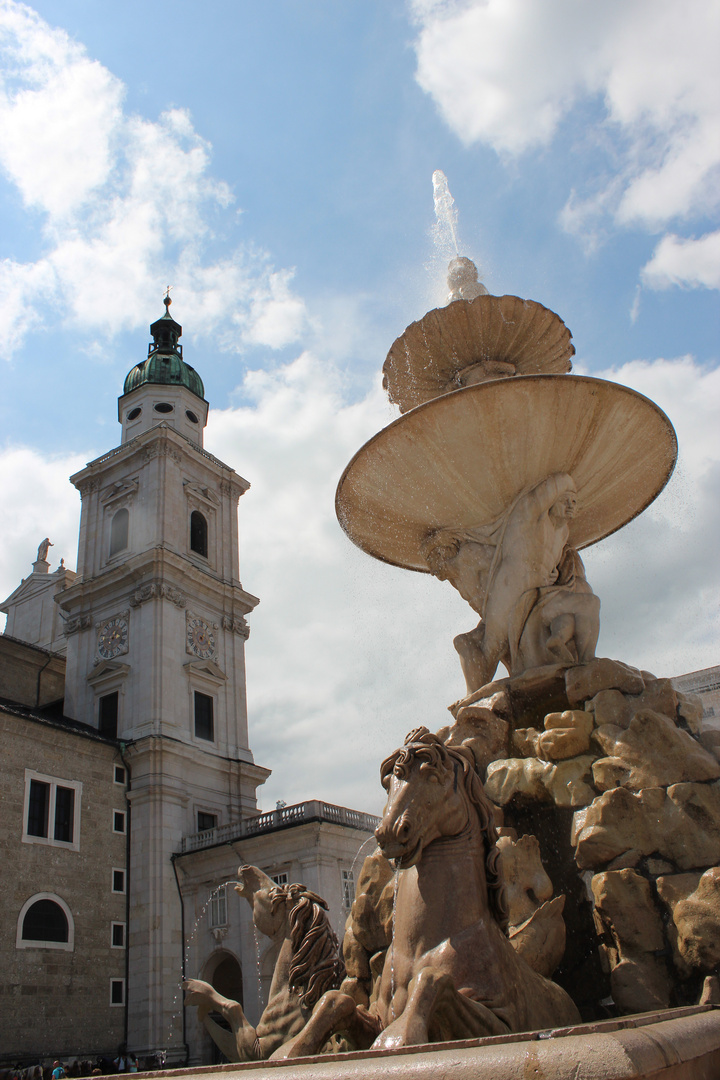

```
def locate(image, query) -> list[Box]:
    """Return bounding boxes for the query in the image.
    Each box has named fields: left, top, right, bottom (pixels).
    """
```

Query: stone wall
left=0, top=709, right=128, bottom=1063
left=0, top=636, right=66, bottom=708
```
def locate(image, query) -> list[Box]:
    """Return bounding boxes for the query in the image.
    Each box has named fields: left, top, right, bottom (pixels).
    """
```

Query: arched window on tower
left=190, top=510, right=208, bottom=557
left=110, top=508, right=129, bottom=557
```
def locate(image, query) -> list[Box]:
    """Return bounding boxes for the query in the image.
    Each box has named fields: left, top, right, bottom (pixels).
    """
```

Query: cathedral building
left=0, top=302, right=376, bottom=1067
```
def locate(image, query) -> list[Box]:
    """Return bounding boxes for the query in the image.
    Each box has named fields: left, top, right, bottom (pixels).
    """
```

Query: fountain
left=183, top=186, right=720, bottom=1075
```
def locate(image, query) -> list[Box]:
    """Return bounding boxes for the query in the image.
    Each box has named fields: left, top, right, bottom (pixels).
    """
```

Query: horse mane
left=381, top=727, right=509, bottom=934
left=269, top=883, right=346, bottom=1008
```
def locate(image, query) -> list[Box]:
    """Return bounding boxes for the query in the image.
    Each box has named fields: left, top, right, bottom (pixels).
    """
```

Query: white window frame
left=16, top=893, right=74, bottom=952
left=192, top=688, right=216, bottom=744
left=22, top=770, right=82, bottom=851
left=113, top=809, right=127, bottom=834
left=87, top=665, right=130, bottom=739
left=101, top=480, right=138, bottom=568
left=209, top=885, right=228, bottom=929
left=270, top=871, right=289, bottom=887
left=184, top=483, right=219, bottom=569
left=342, top=868, right=355, bottom=911
left=196, top=809, right=219, bottom=833
left=110, top=921, right=126, bottom=949
left=109, top=978, right=126, bottom=1007
left=112, top=868, right=126, bottom=894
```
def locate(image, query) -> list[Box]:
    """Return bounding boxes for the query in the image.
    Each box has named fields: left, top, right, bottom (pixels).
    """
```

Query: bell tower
left=58, top=298, right=270, bottom=1059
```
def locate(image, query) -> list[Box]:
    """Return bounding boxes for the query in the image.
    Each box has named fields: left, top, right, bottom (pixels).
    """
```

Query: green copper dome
left=122, top=298, right=205, bottom=400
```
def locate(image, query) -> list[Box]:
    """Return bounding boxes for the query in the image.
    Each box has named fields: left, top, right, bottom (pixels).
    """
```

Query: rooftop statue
left=36, top=537, right=53, bottom=563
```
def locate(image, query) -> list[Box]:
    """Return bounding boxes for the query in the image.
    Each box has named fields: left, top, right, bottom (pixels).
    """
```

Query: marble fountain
left=180, top=259, right=720, bottom=1078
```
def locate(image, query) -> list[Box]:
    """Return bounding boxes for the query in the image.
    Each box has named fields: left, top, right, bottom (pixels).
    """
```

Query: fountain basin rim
left=336, top=373, right=678, bottom=573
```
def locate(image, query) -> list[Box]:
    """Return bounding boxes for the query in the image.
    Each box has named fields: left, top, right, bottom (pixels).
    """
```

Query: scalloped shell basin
left=336, top=375, right=677, bottom=572
left=382, top=294, right=575, bottom=414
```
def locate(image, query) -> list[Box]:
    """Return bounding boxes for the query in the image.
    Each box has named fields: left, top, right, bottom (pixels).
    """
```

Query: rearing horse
left=275, top=728, right=579, bottom=1057
left=184, top=865, right=344, bottom=1061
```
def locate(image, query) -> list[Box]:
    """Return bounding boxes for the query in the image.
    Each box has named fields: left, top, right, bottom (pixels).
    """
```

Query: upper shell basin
left=383, top=294, right=575, bottom=414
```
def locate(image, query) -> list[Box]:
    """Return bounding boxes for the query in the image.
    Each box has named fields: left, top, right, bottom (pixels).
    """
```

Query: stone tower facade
left=58, top=300, right=270, bottom=1058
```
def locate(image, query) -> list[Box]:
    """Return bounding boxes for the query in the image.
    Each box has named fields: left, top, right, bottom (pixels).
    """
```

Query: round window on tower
left=154, top=402, right=173, bottom=414
left=126, top=407, right=141, bottom=421
left=186, top=410, right=199, bottom=424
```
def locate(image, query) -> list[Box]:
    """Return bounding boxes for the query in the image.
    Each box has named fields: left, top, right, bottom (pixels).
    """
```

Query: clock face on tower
left=186, top=616, right=216, bottom=659
left=97, top=616, right=129, bottom=659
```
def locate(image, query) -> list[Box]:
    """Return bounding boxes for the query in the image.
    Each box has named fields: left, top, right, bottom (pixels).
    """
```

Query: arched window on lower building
left=110, top=508, right=129, bottom=557
left=190, top=510, right=208, bottom=557
left=17, top=894, right=74, bottom=951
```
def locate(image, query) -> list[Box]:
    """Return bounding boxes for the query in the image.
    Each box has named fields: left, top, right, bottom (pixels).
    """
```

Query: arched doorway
left=199, top=950, right=243, bottom=1064
left=211, top=954, right=243, bottom=1006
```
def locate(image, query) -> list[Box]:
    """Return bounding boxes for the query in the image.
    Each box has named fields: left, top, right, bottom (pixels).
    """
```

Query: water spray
left=432, top=170, right=459, bottom=256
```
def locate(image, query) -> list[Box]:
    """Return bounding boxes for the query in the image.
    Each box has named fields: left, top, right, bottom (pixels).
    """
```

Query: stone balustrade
left=180, top=799, right=380, bottom=853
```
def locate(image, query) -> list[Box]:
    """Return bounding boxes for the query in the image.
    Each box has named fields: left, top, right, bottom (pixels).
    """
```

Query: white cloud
left=0, top=2, right=307, bottom=356
left=0, top=444, right=84, bottom=602
left=410, top=0, right=720, bottom=286
left=582, top=356, right=720, bottom=675
left=1, top=350, right=717, bottom=812
left=641, top=230, right=720, bottom=290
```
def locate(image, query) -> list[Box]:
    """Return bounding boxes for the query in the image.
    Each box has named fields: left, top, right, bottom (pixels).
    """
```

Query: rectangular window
left=114, top=765, right=126, bottom=785
left=342, top=869, right=355, bottom=911
left=22, top=771, right=81, bottom=851
left=110, top=979, right=126, bottom=1006
left=111, top=922, right=126, bottom=949
left=27, top=779, right=50, bottom=837
left=197, top=811, right=217, bottom=833
left=209, top=885, right=227, bottom=928
left=194, top=692, right=214, bottom=741
left=112, top=869, right=126, bottom=894
left=113, top=811, right=126, bottom=834
left=99, top=692, right=119, bottom=738
left=271, top=872, right=288, bottom=887
left=54, top=787, right=75, bottom=842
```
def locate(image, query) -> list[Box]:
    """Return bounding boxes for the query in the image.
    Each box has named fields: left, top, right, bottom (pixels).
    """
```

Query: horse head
left=375, top=727, right=508, bottom=929
left=236, top=865, right=288, bottom=938
left=236, top=866, right=345, bottom=1006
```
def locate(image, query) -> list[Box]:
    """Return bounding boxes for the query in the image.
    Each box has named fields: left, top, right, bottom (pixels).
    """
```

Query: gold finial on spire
left=164, top=285, right=173, bottom=311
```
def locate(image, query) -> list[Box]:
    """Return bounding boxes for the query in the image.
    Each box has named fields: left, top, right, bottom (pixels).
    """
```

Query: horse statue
left=183, top=865, right=345, bottom=1061
left=274, top=727, right=580, bottom=1057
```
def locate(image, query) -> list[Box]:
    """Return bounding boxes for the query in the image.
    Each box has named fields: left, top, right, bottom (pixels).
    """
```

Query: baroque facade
left=0, top=302, right=376, bottom=1067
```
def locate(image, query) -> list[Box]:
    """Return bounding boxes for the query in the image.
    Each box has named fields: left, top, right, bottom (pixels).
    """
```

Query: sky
left=0, top=0, right=718, bottom=816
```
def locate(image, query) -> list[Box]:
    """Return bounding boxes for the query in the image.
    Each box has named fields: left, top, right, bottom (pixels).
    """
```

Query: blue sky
left=0, top=0, right=718, bottom=813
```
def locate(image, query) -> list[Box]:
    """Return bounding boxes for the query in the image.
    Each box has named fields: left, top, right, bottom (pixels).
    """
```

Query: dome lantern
left=122, top=295, right=205, bottom=400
